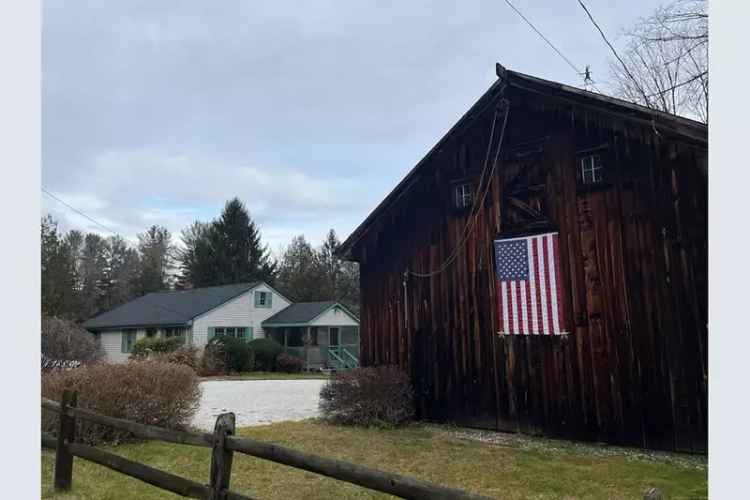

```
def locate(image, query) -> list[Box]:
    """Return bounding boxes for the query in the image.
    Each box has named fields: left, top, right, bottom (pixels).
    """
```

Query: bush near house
left=41, top=316, right=102, bottom=364
left=248, top=338, right=284, bottom=371
left=276, top=352, right=304, bottom=373
left=205, top=335, right=255, bottom=373
left=42, top=360, right=200, bottom=445
left=133, top=345, right=201, bottom=372
left=319, top=366, right=415, bottom=427
left=129, top=336, right=184, bottom=358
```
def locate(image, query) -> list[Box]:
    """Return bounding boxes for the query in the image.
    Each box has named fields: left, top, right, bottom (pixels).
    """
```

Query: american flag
left=493, top=232, right=566, bottom=335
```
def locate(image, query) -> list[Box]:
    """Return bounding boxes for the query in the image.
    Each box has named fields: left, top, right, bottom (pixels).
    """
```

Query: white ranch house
left=83, top=281, right=360, bottom=370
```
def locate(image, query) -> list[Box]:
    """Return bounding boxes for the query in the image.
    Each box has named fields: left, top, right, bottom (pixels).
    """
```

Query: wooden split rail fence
left=42, top=390, right=491, bottom=500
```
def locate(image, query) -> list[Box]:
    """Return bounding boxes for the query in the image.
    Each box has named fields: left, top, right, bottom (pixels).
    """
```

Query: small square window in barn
left=580, top=154, right=604, bottom=184
left=454, top=182, right=473, bottom=209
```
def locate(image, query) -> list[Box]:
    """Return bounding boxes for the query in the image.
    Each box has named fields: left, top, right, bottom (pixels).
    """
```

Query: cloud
left=42, top=0, right=662, bottom=252
left=43, top=148, right=372, bottom=250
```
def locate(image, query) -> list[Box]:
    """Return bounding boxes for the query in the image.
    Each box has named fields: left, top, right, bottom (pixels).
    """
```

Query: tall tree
left=609, top=0, right=708, bottom=122
left=275, top=229, right=360, bottom=313
left=77, top=233, right=109, bottom=320
left=175, top=221, right=210, bottom=289
left=276, top=235, right=325, bottom=301
left=41, top=215, right=78, bottom=318
left=135, top=225, right=175, bottom=294
left=180, top=198, right=277, bottom=287
left=100, top=235, right=140, bottom=311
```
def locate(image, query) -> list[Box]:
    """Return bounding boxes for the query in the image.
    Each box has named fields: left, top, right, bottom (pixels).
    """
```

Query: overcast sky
left=42, top=0, right=662, bottom=254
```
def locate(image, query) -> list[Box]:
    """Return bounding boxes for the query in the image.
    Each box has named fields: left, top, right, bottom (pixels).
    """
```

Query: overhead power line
left=42, top=187, right=195, bottom=320
left=576, top=0, right=652, bottom=107
left=42, top=187, right=118, bottom=235
left=502, top=0, right=601, bottom=93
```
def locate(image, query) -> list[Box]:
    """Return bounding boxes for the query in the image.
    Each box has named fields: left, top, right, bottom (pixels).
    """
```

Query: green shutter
left=254, top=291, right=261, bottom=307
left=267, top=293, right=272, bottom=308
left=248, top=327, right=254, bottom=342
left=207, top=327, right=215, bottom=343
left=121, top=331, right=127, bottom=353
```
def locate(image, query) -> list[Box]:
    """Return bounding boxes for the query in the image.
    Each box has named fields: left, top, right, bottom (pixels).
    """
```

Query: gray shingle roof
left=83, top=282, right=261, bottom=330
left=262, top=301, right=341, bottom=326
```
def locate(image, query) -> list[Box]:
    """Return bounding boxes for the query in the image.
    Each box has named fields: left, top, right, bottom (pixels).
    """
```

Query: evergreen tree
left=175, top=221, right=209, bottom=289
left=181, top=198, right=277, bottom=287
left=41, top=215, right=78, bottom=318
left=135, top=225, right=174, bottom=294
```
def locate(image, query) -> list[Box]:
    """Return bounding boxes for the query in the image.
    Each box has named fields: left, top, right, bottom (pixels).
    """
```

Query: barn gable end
left=339, top=64, right=707, bottom=452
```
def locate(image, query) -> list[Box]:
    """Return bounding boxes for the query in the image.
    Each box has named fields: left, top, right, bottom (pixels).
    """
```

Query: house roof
left=262, top=301, right=358, bottom=326
left=337, top=63, right=707, bottom=260
left=83, top=282, right=262, bottom=330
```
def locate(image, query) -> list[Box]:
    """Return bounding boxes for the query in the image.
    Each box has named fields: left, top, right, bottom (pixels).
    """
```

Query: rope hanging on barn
left=407, top=99, right=510, bottom=279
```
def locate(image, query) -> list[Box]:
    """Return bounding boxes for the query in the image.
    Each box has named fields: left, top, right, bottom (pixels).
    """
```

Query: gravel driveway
left=192, top=379, right=327, bottom=431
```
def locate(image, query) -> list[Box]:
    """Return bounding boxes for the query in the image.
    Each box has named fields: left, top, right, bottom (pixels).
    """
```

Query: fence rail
left=42, top=391, right=491, bottom=500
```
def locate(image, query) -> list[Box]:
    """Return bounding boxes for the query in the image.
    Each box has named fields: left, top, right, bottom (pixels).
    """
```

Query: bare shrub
left=200, top=342, right=228, bottom=376
left=41, top=316, right=102, bottom=363
left=319, top=366, right=415, bottom=427
left=42, top=360, right=201, bottom=445
left=276, top=352, right=304, bottom=373
left=132, top=345, right=200, bottom=373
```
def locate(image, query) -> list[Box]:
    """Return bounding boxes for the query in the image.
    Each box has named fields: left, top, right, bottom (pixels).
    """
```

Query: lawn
left=200, top=371, right=330, bottom=381
left=41, top=421, right=707, bottom=499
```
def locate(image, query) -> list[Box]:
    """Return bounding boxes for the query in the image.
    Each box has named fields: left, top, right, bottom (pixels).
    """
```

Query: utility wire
left=576, top=0, right=652, bottom=107
left=42, top=187, right=200, bottom=320
left=502, top=0, right=602, bottom=93
left=43, top=188, right=118, bottom=235
left=409, top=102, right=510, bottom=279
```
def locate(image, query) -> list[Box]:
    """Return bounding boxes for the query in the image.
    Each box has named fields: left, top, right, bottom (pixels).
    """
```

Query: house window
left=164, top=327, right=184, bottom=338
left=454, top=182, right=473, bottom=209
left=580, top=154, right=605, bottom=184
left=254, top=291, right=272, bottom=308
left=214, top=327, right=249, bottom=340
left=146, top=328, right=158, bottom=338
left=121, top=329, right=137, bottom=353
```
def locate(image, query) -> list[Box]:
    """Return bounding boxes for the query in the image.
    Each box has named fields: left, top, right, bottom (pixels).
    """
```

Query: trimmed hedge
left=319, top=366, right=415, bottom=427
left=248, top=338, right=284, bottom=371
left=206, top=336, right=255, bottom=373
left=42, top=360, right=201, bottom=445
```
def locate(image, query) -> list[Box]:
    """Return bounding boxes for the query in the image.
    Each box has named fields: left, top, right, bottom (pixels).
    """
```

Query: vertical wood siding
left=352, top=92, right=707, bottom=452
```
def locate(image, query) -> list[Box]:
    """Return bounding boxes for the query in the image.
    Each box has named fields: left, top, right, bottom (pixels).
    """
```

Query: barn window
left=454, top=182, right=473, bottom=209
left=579, top=154, right=605, bottom=184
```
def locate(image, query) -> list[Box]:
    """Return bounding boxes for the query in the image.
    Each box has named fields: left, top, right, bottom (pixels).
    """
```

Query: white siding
left=191, top=284, right=291, bottom=348
left=310, top=306, right=359, bottom=327
left=99, top=328, right=147, bottom=363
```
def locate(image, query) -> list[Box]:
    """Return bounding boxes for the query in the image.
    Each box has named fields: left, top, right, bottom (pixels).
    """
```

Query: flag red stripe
left=525, top=266, right=533, bottom=335
left=542, top=235, right=554, bottom=335
left=552, top=233, right=565, bottom=332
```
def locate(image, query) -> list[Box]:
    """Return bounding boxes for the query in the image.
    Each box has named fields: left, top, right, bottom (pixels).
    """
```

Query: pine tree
left=179, top=198, right=277, bottom=287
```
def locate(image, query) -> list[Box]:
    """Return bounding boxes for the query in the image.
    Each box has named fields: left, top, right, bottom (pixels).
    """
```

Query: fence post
left=54, top=389, right=78, bottom=491
left=209, top=412, right=236, bottom=500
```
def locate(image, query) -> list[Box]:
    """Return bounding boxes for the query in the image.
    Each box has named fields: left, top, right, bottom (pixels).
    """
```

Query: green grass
left=200, top=371, right=330, bottom=381
left=41, top=421, right=706, bottom=499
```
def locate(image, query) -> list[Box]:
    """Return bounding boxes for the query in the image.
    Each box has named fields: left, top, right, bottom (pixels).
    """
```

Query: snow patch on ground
left=192, top=379, right=327, bottom=431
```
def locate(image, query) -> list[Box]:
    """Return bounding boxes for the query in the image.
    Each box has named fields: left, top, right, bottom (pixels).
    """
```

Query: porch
left=265, top=325, right=360, bottom=371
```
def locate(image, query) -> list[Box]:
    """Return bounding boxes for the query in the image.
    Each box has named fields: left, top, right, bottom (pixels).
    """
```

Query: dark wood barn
left=338, top=64, right=707, bottom=452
